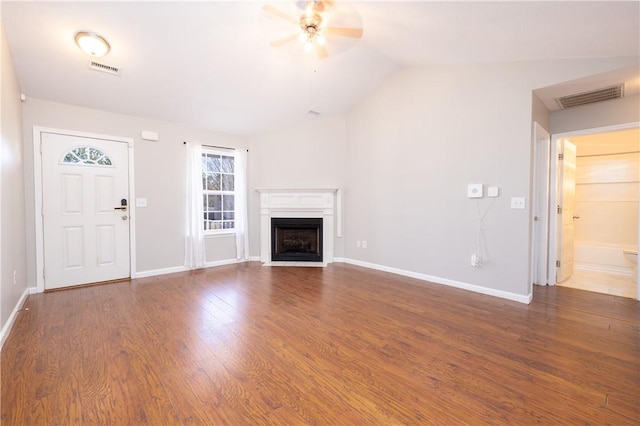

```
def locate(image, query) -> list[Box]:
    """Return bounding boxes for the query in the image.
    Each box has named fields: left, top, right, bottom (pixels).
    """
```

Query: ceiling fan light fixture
left=303, top=40, right=314, bottom=52
left=263, top=2, right=363, bottom=58
left=75, top=31, right=110, bottom=57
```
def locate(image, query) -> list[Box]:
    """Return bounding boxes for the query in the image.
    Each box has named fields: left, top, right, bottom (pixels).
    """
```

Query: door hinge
left=557, top=205, right=562, bottom=214
left=556, top=260, right=561, bottom=267
left=558, top=153, right=564, bottom=160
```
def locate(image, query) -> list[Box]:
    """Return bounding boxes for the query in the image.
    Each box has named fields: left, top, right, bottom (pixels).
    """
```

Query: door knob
left=114, top=198, right=128, bottom=211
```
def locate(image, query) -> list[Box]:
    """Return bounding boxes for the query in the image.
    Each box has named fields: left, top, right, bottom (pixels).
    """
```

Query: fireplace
left=257, top=188, right=338, bottom=264
left=271, top=218, right=323, bottom=262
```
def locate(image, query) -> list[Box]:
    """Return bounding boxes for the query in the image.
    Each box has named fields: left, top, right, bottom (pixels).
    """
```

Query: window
left=202, top=150, right=235, bottom=232
left=62, top=146, right=112, bottom=166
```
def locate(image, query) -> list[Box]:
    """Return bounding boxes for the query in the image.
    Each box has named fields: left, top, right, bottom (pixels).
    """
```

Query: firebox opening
left=271, top=217, right=323, bottom=262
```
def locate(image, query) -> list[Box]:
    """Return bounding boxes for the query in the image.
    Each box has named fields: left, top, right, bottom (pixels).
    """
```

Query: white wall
left=22, top=98, right=247, bottom=282
left=532, top=93, right=550, bottom=132
left=248, top=115, right=348, bottom=259
left=571, top=129, right=639, bottom=273
left=344, top=58, right=639, bottom=300
left=1, top=22, right=27, bottom=331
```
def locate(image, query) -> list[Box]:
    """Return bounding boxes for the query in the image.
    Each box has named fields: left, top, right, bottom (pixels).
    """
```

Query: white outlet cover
left=467, top=184, right=483, bottom=198
left=487, top=187, right=499, bottom=197
left=510, top=197, right=526, bottom=209
left=136, top=198, right=148, bottom=207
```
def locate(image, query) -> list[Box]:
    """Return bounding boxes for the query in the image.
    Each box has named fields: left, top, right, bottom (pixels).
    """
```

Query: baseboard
left=205, top=258, right=248, bottom=268
left=0, top=287, right=30, bottom=350
left=135, top=259, right=250, bottom=279
left=134, top=265, right=190, bottom=279
left=343, top=258, right=532, bottom=304
left=249, top=256, right=261, bottom=262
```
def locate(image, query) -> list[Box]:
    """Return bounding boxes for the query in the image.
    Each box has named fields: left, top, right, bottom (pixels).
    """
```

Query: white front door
left=557, top=139, right=577, bottom=283
left=41, top=132, right=131, bottom=289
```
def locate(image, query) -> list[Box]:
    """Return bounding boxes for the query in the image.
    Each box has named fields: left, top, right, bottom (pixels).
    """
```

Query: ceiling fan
left=263, top=0, right=363, bottom=58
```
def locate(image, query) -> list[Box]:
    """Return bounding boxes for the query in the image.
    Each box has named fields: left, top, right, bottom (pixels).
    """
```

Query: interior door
left=41, top=132, right=130, bottom=289
left=557, top=139, right=577, bottom=283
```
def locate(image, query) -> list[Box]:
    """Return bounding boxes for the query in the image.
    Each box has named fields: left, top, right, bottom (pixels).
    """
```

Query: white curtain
left=235, top=148, right=250, bottom=260
left=185, top=143, right=206, bottom=269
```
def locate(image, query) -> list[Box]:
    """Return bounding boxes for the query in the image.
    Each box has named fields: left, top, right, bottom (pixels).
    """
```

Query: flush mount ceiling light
left=74, top=31, right=110, bottom=57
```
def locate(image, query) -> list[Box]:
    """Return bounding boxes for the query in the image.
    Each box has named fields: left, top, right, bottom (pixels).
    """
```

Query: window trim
left=202, top=147, right=236, bottom=235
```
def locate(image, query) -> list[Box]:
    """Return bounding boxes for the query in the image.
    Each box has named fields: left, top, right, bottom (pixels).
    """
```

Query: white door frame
left=33, top=126, right=136, bottom=293
left=531, top=122, right=551, bottom=287
left=545, top=121, right=640, bottom=300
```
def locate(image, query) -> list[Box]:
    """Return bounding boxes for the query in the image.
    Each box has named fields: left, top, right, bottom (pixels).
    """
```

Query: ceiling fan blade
left=324, top=27, right=363, bottom=39
left=262, top=4, right=299, bottom=26
left=271, top=33, right=299, bottom=47
left=316, top=45, right=329, bottom=59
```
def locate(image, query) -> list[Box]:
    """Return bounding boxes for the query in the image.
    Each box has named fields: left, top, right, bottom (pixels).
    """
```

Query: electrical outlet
left=471, top=254, right=482, bottom=268
left=13, top=270, right=17, bottom=285
left=362, top=241, right=368, bottom=249
left=510, top=197, right=526, bottom=209
left=356, top=240, right=361, bottom=248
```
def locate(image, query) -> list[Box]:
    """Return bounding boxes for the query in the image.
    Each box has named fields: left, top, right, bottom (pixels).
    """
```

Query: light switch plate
left=510, top=197, right=525, bottom=209
left=136, top=198, right=148, bottom=208
left=467, top=184, right=483, bottom=198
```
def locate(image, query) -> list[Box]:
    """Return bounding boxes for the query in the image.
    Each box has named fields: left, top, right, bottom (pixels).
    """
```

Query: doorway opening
left=533, top=122, right=639, bottom=300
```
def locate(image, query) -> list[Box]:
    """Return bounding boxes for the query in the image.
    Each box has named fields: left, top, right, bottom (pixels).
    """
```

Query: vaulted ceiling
left=2, top=1, right=639, bottom=135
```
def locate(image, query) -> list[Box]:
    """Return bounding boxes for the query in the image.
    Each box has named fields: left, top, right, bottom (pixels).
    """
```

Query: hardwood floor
left=2, top=262, right=638, bottom=425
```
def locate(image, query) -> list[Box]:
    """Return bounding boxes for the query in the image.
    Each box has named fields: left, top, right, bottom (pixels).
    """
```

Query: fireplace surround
left=257, top=188, right=338, bottom=265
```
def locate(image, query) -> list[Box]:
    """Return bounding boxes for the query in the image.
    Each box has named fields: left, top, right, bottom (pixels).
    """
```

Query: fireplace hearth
left=271, top=218, right=323, bottom=262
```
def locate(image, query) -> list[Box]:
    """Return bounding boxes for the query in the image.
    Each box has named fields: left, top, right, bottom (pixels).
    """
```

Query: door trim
left=531, top=122, right=551, bottom=287
left=33, top=126, right=136, bottom=293
left=546, top=121, right=640, bottom=300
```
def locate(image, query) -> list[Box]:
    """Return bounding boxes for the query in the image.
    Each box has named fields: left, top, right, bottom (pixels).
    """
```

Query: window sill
left=205, top=231, right=236, bottom=238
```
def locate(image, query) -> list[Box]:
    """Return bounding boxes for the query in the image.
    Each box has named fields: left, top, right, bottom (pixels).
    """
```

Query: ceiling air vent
left=89, top=61, right=120, bottom=76
left=556, top=84, right=624, bottom=109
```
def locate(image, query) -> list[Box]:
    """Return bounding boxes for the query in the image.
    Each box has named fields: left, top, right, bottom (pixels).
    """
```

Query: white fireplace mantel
left=256, top=188, right=340, bottom=264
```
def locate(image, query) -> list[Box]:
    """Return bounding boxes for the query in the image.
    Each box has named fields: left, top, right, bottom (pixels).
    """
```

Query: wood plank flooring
left=2, top=262, right=639, bottom=425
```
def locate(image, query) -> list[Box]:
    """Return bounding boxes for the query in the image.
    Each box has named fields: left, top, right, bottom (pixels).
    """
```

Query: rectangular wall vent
left=556, top=84, right=623, bottom=109
left=89, top=61, right=121, bottom=76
